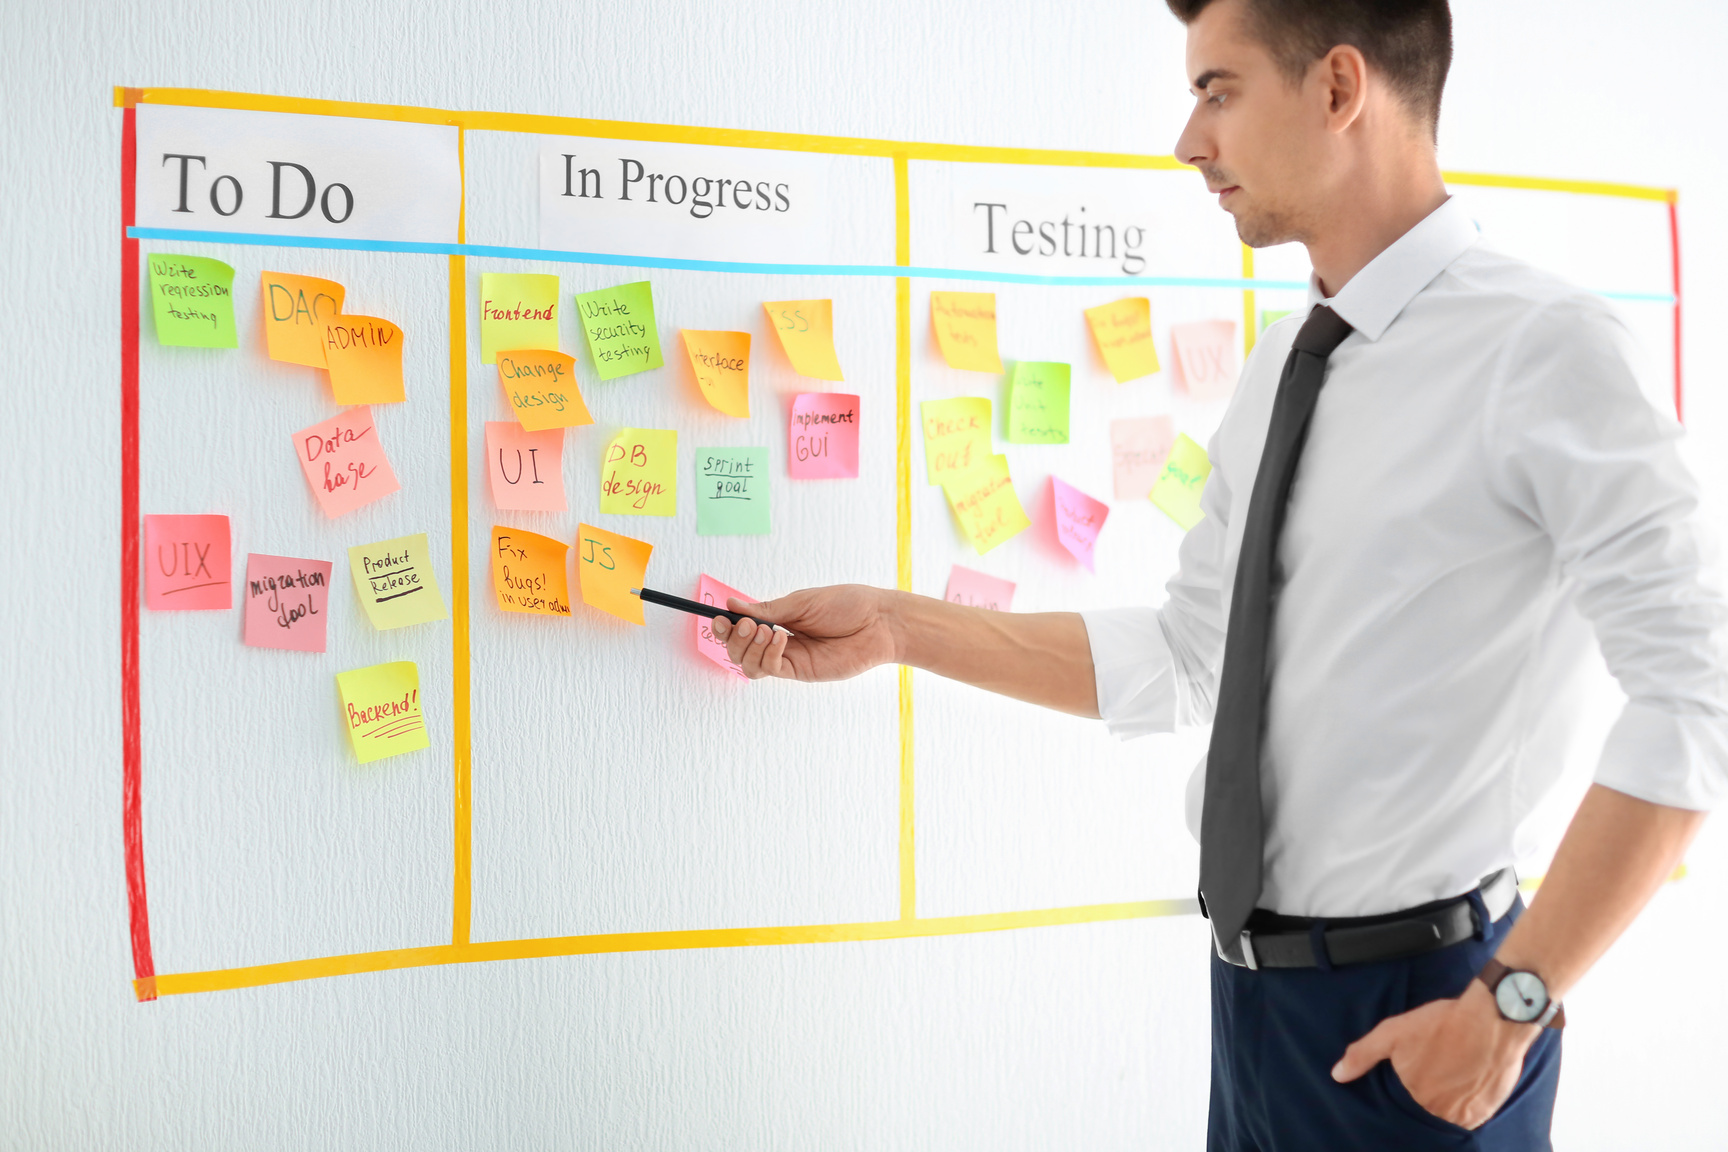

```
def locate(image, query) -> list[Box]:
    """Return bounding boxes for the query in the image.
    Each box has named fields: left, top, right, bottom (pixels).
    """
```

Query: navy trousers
left=1208, top=898, right=1562, bottom=1151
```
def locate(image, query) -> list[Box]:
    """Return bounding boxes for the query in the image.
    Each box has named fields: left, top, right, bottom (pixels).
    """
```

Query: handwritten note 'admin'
left=696, top=447, right=770, bottom=536
left=788, top=393, right=859, bottom=479
left=143, top=514, right=231, bottom=610
left=682, top=329, right=751, bottom=417
left=149, top=255, right=236, bottom=348
left=1007, top=361, right=1071, bottom=444
left=1085, top=296, right=1159, bottom=383
left=1170, top=320, right=1239, bottom=403
left=764, top=299, right=844, bottom=380
left=600, top=428, right=677, bottom=516
left=1149, top=432, right=1212, bottom=531
left=480, top=272, right=559, bottom=365
left=1052, top=477, right=1110, bottom=573
left=695, top=574, right=753, bottom=680
left=577, top=524, right=652, bottom=624
left=942, top=455, right=1030, bottom=555
left=243, top=554, right=331, bottom=651
left=261, top=270, right=344, bottom=366
left=945, top=565, right=1015, bottom=612
left=577, top=281, right=664, bottom=380
left=1110, top=415, right=1175, bottom=500
left=348, top=533, right=448, bottom=630
left=324, top=316, right=404, bottom=405
left=293, top=407, right=400, bottom=518
left=498, top=349, right=591, bottom=431
left=920, top=396, right=992, bottom=486
left=335, top=661, right=429, bottom=764
left=486, top=421, right=566, bottom=513
left=930, top=292, right=1003, bottom=373
left=491, top=527, right=571, bottom=617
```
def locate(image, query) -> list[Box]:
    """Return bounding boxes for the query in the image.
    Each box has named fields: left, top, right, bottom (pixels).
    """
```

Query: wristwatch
left=1476, top=958, right=1566, bottom=1029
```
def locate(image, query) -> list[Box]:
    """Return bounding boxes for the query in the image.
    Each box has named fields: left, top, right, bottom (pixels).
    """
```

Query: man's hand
left=710, top=585, right=899, bottom=681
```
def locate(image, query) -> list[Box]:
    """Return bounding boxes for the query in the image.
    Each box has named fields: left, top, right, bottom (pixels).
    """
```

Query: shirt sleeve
left=1490, top=295, right=1728, bottom=810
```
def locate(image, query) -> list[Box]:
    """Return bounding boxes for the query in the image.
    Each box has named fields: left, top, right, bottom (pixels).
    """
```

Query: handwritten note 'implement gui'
left=1085, top=297, right=1159, bottom=383
left=600, top=428, right=677, bottom=516
left=930, top=292, right=1003, bottom=373
left=1170, top=319, right=1240, bottom=403
left=577, top=281, right=664, bottom=380
left=764, top=299, right=843, bottom=381
left=293, top=407, right=400, bottom=518
left=149, top=255, right=237, bottom=348
left=243, top=554, right=331, bottom=652
left=945, top=564, right=1015, bottom=612
left=480, top=272, right=559, bottom=365
left=144, top=514, right=231, bottom=610
left=696, top=447, right=770, bottom=536
left=1110, top=415, right=1175, bottom=500
left=1149, top=432, right=1212, bottom=531
left=498, top=350, right=592, bottom=431
left=695, top=574, right=753, bottom=680
left=1006, top=361, right=1071, bottom=444
left=789, top=393, right=860, bottom=479
left=324, top=316, right=404, bottom=405
left=491, top=527, right=571, bottom=617
left=486, top=421, right=566, bottom=513
left=942, top=455, right=1030, bottom=555
left=1052, top=477, right=1110, bottom=573
left=920, top=396, right=992, bottom=486
left=681, top=329, right=751, bottom=417
left=335, top=661, right=429, bottom=764
left=577, top=523, right=652, bottom=624
left=348, top=533, right=448, bottom=630
left=261, top=271, right=344, bottom=367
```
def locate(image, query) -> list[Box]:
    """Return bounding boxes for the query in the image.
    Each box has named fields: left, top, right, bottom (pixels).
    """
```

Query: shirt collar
left=1305, top=196, right=1479, bottom=342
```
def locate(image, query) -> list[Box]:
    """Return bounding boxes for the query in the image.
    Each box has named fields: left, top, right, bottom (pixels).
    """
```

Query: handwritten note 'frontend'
left=681, top=330, right=752, bottom=417
left=1149, top=432, right=1212, bottom=531
left=577, top=281, right=664, bottom=380
left=324, top=316, right=405, bottom=405
left=1006, top=361, right=1071, bottom=444
left=348, top=533, right=448, bottom=630
left=696, top=447, right=770, bottom=536
left=486, top=421, right=566, bottom=513
left=789, top=393, right=860, bottom=479
left=1085, top=297, right=1159, bottom=383
left=335, top=661, right=429, bottom=764
left=945, top=565, right=1015, bottom=612
left=243, top=554, right=331, bottom=651
left=293, top=408, right=401, bottom=518
left=480, top=273, right=559, bottom=365
left=149, top=255, right=237, bottom=348
left=577, top=524, right=652, bottom=624
left=1170, top=320, right=1240, bottom=403
left=1052, top=477, right=1110, bottom=573
left=144, top=514, right=231, bottom=610
left=764, top=299, right=843, bottom=380
left=930, top=292, right=1003, bottom=373
left=920, top=396, right=992, bottom=486
left=261, top=271, right=344, bottom=366
left=695, top=574, right=753, bottom=680
left=498, top=350, right=591, bottom=431
left=600, top=428, right=677, bottom=516
left=491, top=527, right=571, bottom=617
left=942, top=455, right=1030, bottom=555
left=1110, top=415, right=1176, bottom=500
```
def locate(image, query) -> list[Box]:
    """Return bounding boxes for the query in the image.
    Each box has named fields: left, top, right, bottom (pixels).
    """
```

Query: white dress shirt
left=1083, top=196, right=1728, bottom=918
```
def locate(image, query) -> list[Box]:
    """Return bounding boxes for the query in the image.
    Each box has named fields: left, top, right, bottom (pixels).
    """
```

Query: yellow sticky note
left=681, top=330, right=751, bottom=417
left=1149, top=432, right=1212, bottom=531
left=491, top=526, right=571, bottom=617
left=600, top=428, right=677, bottom=516
left=324, top=316, right=405, bottom=404
left=480, top=273, right=559, bottom=365
left=348, top=533, right=449, bottom=630
left=920, top=396, right=993, bottom=486
left=335, top=661, right=429, bottom=764
left=577, top=523, right=652, bottom=624
left=1085, top=297, right=1159, bottom=383
left=261, top=271, right=344, bottom=367
left=764, top=299, right=843, bottom=381
left=497, top=349, right=592, bottom=431
left=942, top=454, right=1031, bottom=555
left=930, top=292, right=1003, bottom=373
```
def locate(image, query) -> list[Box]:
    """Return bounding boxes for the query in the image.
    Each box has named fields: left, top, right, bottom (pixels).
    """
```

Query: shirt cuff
left=1081, top=607, right=1177, bottom=740
left=1593, top=699, right=1728, bottom=811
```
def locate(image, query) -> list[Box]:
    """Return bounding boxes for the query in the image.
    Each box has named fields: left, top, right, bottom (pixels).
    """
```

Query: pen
left=629, top=587, right=793, bottom=634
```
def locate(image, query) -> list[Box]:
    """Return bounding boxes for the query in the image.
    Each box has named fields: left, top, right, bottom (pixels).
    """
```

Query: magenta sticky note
left=788, top=393, right=860, bottom=479
left=485, top=421, right=566, bottom=512
left=694, top=574, right=753, bottom=679
left=944, top=565, right=1015, bottom=611
left=1052, top=477, right=1110, bottom=573
left=292, top=406, right=401, bottom=518
left=143, top=514, right=231, bottom=610
left=1169, top=320, right=1240, bottom=403
left=242, top=554, right=333, bottom=651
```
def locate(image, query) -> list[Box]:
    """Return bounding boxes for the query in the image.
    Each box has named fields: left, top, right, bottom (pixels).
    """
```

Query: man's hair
left=1167, top=0, right=1452, bottom=137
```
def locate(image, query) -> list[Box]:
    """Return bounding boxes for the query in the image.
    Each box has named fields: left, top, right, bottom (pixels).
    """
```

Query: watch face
left=1495, top=970, right=1549, bottom=1023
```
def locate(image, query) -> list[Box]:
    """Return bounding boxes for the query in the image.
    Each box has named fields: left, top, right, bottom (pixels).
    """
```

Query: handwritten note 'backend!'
left=336, top=661, right=429, bottom=764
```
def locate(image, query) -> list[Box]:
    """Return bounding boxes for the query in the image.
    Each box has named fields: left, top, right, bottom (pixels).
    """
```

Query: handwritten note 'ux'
left=1170, top=320, right=1240, bottom=403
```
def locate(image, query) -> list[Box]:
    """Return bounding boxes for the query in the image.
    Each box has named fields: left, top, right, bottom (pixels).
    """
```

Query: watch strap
left=1476, top=958, right=1566, bottom=1030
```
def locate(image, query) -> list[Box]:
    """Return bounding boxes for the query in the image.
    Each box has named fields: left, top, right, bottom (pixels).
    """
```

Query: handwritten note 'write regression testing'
left=149, top=255, right=236, bottom=348
left=577, top=281, right=664, bottom=380
left=942, top=455, right=1030, bottom=555
left=243, top=554, right=332, bottom=652
left=600, top=428, right=677, bottom=516
left=696, top=447, right=770, bottom=536
left=261, top=271, right=344, bottom=366
left=1085, top=297, right=1159, bottom=383
left=144, top=515, right=231, bottom=610
left=480, top=272, right=559, bottom=365
left=1111, top=415, right=1176, bottom=500
left=920, top=397, right=992, bottom=486
left=764, top=299, right=844, bottom=380
left=491, top=527, right=571, bottom=617
left=577, top=524, right=652, bottom=624
left=1052, top=477, right=1110, bottom=573
left=348, top=533, right=448, bottom=630
left=1006, top=361, right=1071, bottom=444
left=324, top=316, right=404, bottom=405
left=789, top=393, right=860, bottom=479
left=681, top=329, right=751, bottom=417
left=1150, top=432, right=1213, bottom=531
left=498, top=350, right=592, bottom=431
left=1170, top=319, right=1239, bottom=403
left=945, top=565, right=1015, bottom=611
left=695, top=574, right=753, bottom=679
left=486, top=421, right=566, bottom=513
left=293, top=407, right=400, bottom=518
left=930, top=292, right=1003, bottom=373
left=335, top=661, right=429, bottom=764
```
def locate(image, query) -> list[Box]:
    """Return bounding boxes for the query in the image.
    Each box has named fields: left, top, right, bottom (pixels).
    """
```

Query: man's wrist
left=1462, top=972, right=1546, bottom=1048
left=877, top=587, right=915, bottom=667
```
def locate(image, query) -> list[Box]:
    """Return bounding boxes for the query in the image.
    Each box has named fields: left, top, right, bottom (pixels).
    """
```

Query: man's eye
left=1209, top=92, right=1228, bottom=107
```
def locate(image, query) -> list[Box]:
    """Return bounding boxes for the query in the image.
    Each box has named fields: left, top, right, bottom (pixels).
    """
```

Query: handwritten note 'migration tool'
left=788, top=393, right=860, bottom=479
left=930, top=292, right=1003, bottom=373
left=681, top=329, right=752, bottom=417
left=479, top=272, right=559, bottom=365
left=920, top=396, right=993, bottom=486
left=1110, top=415, right=1176, bottom=500
left=1085, top=297, right=1159, bottom=383
left=324, top=315, right=405, bottom=405
left=490, top=526, right=571, bottom=617
left=696, top=447, right=770, bottom=536
left=695, top=574, right=753, bottom=679
left=498, top=349, right=592, bottom=431
left=945, top=564, right=1016, bottom=612
left=1149, top=432, right=1212, bottom=531
left=600, top=428, right=677, bottom=516
left=243, top=554, right=332, bottom=652
left=1052, top=477, right=1110, bottom=573
left=335, top=661, right=429, bottom=764
left=148, top=255, right=237, bottom=348
left=1006, top=361, right=1072, bottom=444
left=942, top=455, right=1030, bottom=555
left=143, top=514, right=231, bottom=610
left=577, top=523, right=652, bottom=624
left=577, top=281, right=664, bottom=380
left=261, top=271, right=344, bottom=366
left=348, top=533, right=448, bottom=630
left=486, top=421, right=566, bottom=513
left=764, top=299, right=844, bottom=380
left=1170, top=319, right=1240, bottom=403
left=293, top=407, right=401, bottom=518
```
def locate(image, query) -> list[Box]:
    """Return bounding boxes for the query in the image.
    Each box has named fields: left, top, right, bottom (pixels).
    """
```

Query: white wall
left=4, top=1, right=1726, bottom=1148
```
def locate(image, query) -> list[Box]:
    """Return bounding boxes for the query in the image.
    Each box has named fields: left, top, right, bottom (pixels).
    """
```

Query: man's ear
left=1319, top=44, right=1369, bottom=132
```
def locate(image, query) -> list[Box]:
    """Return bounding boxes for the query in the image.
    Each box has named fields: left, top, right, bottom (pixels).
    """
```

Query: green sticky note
left=1259, top=309, right=1292, bottom=332
left=695, top=447, right=770, bottom=536
left=148, top=254, right=237, bottom=348
left=576, top=280, right=664, bottom=380
left=1149, top=432, right=1212, bottom=531
left=1006, top=361, right=1071, bottom=445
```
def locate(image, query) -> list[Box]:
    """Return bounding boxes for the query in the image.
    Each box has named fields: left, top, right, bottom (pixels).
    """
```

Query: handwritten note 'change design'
left=696, top=447, right=770, bottom=536
left=1085, top=296, right=1159, bottom=383
left=1110, top=415, right=1175, bottom=500
left=920, top=396, right=992, bottom=486
left=577, top=524, right=652, bottom=624
left=682, top=330, right=751, bottom=417
left=600, top=428, right=677, bottom=516
left=243, top=554, right=331, bottom=651
left=942, top=455, right=1030, bottom=555
left=1052, top=477, right=1110, bottom=573
left=324, top=316, right=404, bottom=405
left=348, top=533, right=448, bottom=630
left=335, top=661, right=429, bottom=764
left=293, top=408, right=400, bottom=518
left=764, top=299, right=844, bottom=380
left=480, top=272, right=559, bottom=365
left=930, top=292, right=1003, bottom=373
left=945, top=565, right=1015, bottom=612
left=1170, top=320, right=1240, bottom=403
left=491, top=527, right=571, bottom=617
left=1006, top=361, right=1071, bottom=444
left=695, top=574, right=753, bottom=680
left=261, top=270, right=344, bottom=366
left=498, top=350, right=592, bottom=431
left=1149, top=432, right=1212, bottom=531
left=577, top=281, right=664, bottom=380
left=144, top=514, right=231, bottom=610
left=149, top=255, right=237, bottom=348
left=486, top=421, right=566, bottom=513
left=788, top=393, right=859, bottom=479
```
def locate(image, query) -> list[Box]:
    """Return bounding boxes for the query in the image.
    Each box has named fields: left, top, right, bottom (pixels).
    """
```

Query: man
left=711, top=0, right=1726, bottom=1146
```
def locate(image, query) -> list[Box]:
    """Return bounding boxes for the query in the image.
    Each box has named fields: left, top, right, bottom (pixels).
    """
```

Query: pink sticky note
left=1110, top=415, right=1176, bottom=500
left=1169, top=320, right=1240, bottom=403
left=242, top=554, right=333, bottom=651
left=694, top=574, right=753, bottom=680
left=292, top=407, right=401, bottom=518
left=1052, top=477, right=1110, bottom=573
left=788, top=393, right=860, bottom=479
left=143, top=514, right=231, bottom=610
left=944, top=565, right=1015, bottom=611
left=485, top=421, right=566, bottom=512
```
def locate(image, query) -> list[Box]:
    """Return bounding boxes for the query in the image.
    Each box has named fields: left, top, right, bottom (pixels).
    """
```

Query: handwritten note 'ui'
left=930, top=292, right=1003, bottom=373
left=243, top=554, right=331, bottom=651
left=1110, top=415, right=1176, bottom=500
left=324, top=316, right=405, bottom=405
left=696, top=447, right=770, bottom=536
left=600, top=428, right=677, bottom=516
left=486, top=421, right=566, bottom=513
left=1170, top=320, right=1240, bottom=403
left=764, top=299, right=844, bottom=380
left=149, top=255, right=237, bottom=348
left=293, top=407, right=400, bottom=518
left=695, top=573, right=753, bottom=680
left=682, top=330, right=752, bottom=417
left=348, top=533, right=448, bottom=630
left=335, top=661, right=429, bottom=764
left=577, top=281, right=664, bottom=380
left=789, top=393, right=860, bottom=479
left=1149, top=432, right=1212, bottom=531
left=1052, top=477, right=1110, bottom=573
left=577, top=524, right=652, bottom=624
left=491, top=527, right=571, bottom=617
left=480, top=273, right=559, bottom=365
left=498, top=350, right=591, bottom=431
left=920, top=396, right=992, bottom=486
left=945, top=565, right=1015, bottom=612
left=942, top=455, right=1030, bottom=555
left=261, top=271, right=344, bottom=366
left=1006, top=361, right=1071, bottom=444
left=144, top=514, right=231, bottom=610
left=1085, top=297, right=1159, bottom=383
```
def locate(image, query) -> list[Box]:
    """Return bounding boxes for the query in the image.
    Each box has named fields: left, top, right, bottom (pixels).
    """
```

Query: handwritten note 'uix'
left=695, top=574, right=753, bottom=679
left=789, top=393, right=860, bottom=479
left=148, top=255, right=237, bottom=348
left=930, top=292, right=1003, bottom=373
left=498, top=349, right=592, bottom=431
left=1052, top=477, right=1110, bottom=573
left=1149, top=432, right=1212, bottom=531
left=1007, top=362, right=1071, bottom=444
left=945, top=565, right=1015, bottom=611
left=764, top=299, right=844, bottom=380
left=1110, top=415, right=1175, bottom=501
left=144, top=514, right=231, bottom=610
left=335, top=661, right=429, bottom=764
left=243, top=554, right=331, bottom=651
left=486, top=421, right=566, bottom=513
left=491, top=527, right=571, bottom=617
left=577, top=523, right=652, bottom=624
left=577, top=281, right=664, bottom=380
left=480, top=273, right=559, bottom=365
left=348, top=533, right=448, bottom=630
left=920, top=396, right=992, bottom=486
left=681, top=330, right=752, bottom=417
left=324, top=316, right=405, bottom=405
left=1169, top=320, right=1240, bottom=403
left=696, top=447, right=770, bottom=536
left=1085, top=297, right=1159, bottom=383
left=292, top=407, right=400, bottom=518
left=942, top=455, right=1030, bottom=555
left=600, top=428, right=677, bottom=516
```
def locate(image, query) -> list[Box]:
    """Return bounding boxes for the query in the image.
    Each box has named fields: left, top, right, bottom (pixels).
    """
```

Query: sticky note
left=498, top=350, right=592, bottom=431
left=335, top=661, right=429, bottom=764
left=1260, top=309, right=1292, bottom=332
left=695, top=447, right=770, bottom=536
left=576, top=281, right=664, bottom=380
left=143, top=514, right=231, bottom=610
left=788, top=393, right=860, bottom=479
left=491, top=526, right=571, bottom=617
left=1085, top=297, right=1159, bottom=383
left=577, top=524, right=652, bottom=624
left=242, top=554, right=332, bottom=651
left=920, top=397, right=993, bottom=486
left=292, top=407, right=401, bottom=518
left=1006, top=361, right=1071, bottom=444
left=1149, top=432, right=1212, bottom=531
left=324, top=316, right=405, bottom=405
left=942, top=455, right=1030, bottom=555
left=600, top=428, right=677, bottom=516
left=930, top=292, right=1003, bottom=373
left=480, top=273, right=559, bottom=365
left=148, top=255, right=236, bottom=348
left=695, top=574, right=753, bottom=679
left=261, top=271, right=344, bottom=366
left=1170, top=320, right=1240, bottom=403
left=1052, top=477, right=1110, bottom=573
left=486, top=421, right=566, bottom=512
left=1110, top=415, right=1176, bottom=500
left=348, top=533, right=448, bottom=630
left=681, top=330, right=752, bottom=417
left=764, top=299, right=843, bottom=380
left=945, top=565, right=1015, bottom=611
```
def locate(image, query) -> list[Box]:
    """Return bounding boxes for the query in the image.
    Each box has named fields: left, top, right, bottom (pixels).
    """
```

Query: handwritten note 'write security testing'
left=696, top=447, right=770, bottom=536
left=577, top=281, right=664, bottom=380
left=335, top=661, right=429, bottom=764
left=348, top=533, right=448, bottom=630
left=243, top=554, right=331, bottom=652
left=491, top=527, right=571, bottom=618
left=789, top=393, right=860, bottom=479
left=293, top=407, right=400, bottom=518
left=144, top=514, right=231, bottom=610
left=149, top=255, right=237, bottom=348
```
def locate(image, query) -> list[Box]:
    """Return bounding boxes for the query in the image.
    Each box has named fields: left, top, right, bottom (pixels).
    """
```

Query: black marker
left=629, top=587, right=792, bottom=634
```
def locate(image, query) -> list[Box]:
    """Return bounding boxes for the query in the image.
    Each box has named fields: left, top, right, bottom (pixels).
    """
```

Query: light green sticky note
left=348, top=533, right=449, bottom=630
left=1259, top=309, right=1292, bottom=332
left=576, top=281, right=664, bottom=380
left=1149, top=432, right=1212, bottom=531
left=148, top=254, right=237, bottom=348
left=1006, top=361, right=1071, bottom=445
left=695, top=447, right=770, bottom=536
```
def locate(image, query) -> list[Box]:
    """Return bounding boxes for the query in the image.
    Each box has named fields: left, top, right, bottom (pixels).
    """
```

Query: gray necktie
left=1200, top=304, right=1354, bottom=964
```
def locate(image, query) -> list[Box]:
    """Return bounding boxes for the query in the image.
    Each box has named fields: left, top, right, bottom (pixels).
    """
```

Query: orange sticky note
left=681, top=330, right=752, bottom=417
left=930, top=292, right=1003, bottom=373
left=292, top=407, right=401, bottom=518
left=143, top=514, right=231, bottom=610
left=485, top=421, right=566, bottom=512
left=576, top=523, right=652, bottom=624
left=497, top=350, right=591, bottom=431
left=491, top=526, right=571, bottom=617
left=261, top=271, right=344, bottom=367
left=941, top=455, right=1030, bottom=555
left=763, top=299, right=843, bottom=380
left=1085, top=297, right=1159, bottom=383
left=1170, top=319, right=1240, bottom=402
left=324, top=315, right=405, bottom=404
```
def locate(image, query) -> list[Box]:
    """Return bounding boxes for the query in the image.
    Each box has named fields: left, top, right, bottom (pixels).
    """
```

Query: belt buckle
left=1238, top=930, right=1259, bottom=971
